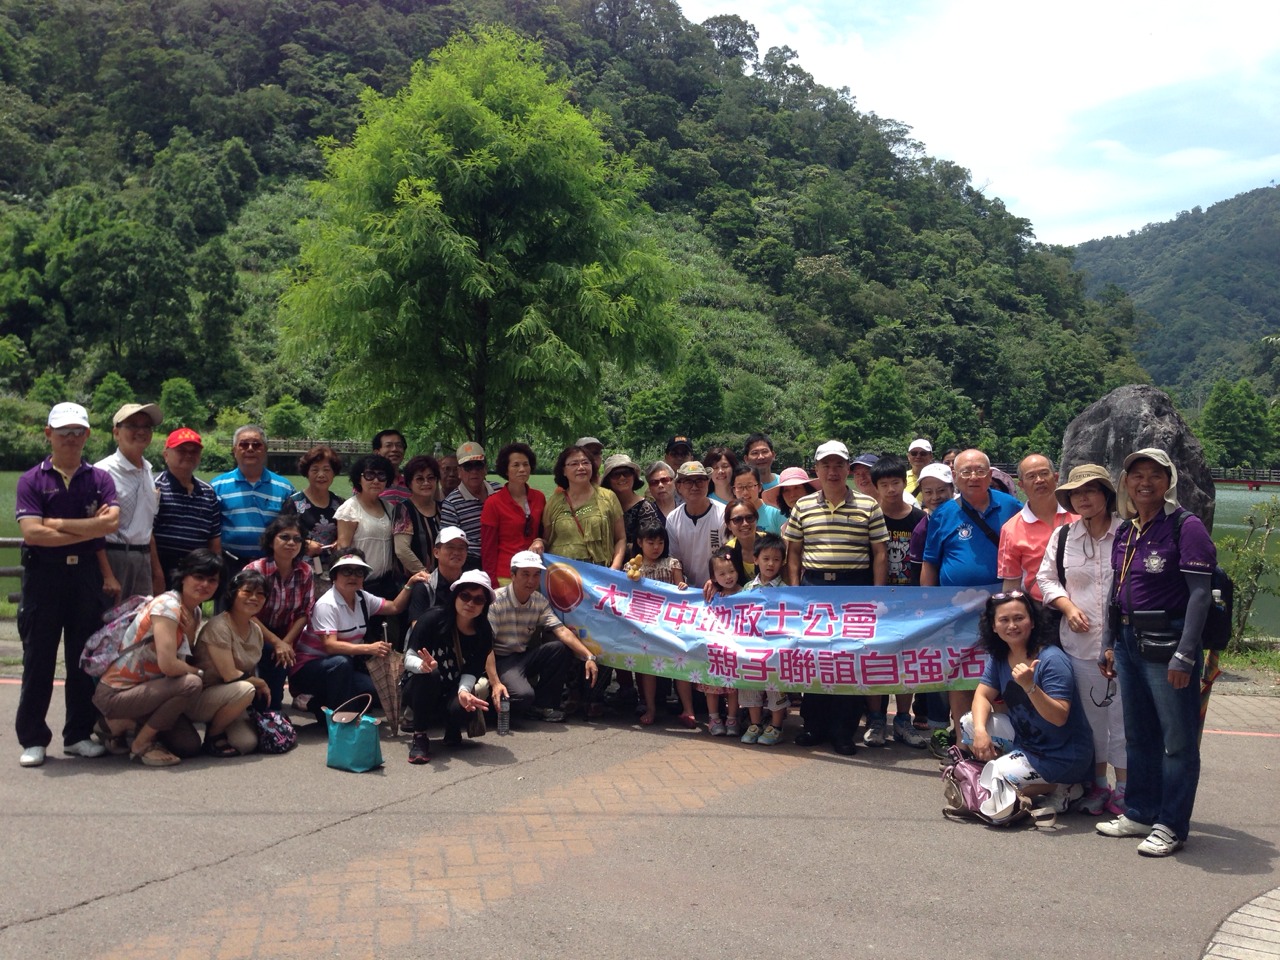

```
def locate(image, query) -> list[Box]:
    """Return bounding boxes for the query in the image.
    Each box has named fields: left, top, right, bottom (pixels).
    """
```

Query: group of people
left=15, top=402, right=1215, bottom=856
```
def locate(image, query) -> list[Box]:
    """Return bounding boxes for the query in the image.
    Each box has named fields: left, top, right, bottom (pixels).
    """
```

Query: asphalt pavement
left=0, top=675, right=1277, bottom=960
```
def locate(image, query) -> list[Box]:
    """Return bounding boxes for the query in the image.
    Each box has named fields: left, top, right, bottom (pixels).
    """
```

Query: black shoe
left=442, top=727, right=463, bottom=748
left=794, top=729, right=826, bottom=747
left=408, top=733, right=431, bottom=765
left=832, top=741, right=856, bottom=756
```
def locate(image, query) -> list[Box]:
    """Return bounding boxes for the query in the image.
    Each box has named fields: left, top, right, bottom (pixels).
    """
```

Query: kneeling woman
left=403, top=571, right=509, bottom=764
left=964, top=591, right=1094, bottom=819
left=94, top=550, right=222, bottom=767
left=289, top=550, right=427, bottom=722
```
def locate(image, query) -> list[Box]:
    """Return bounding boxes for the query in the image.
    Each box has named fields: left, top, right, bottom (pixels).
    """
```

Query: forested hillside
left=0, top=0, right=1148, bottom=469
left=1073, top=185, right=1280, bottom=407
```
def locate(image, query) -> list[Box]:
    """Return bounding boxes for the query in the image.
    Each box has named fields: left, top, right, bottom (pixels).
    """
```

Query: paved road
left=1, top=681, right=1277, bottom=960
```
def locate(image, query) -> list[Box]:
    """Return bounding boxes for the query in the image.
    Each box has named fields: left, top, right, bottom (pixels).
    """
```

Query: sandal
left=131, top=741, right=181, bottom=767
left=203, top=733, right=242, bottom=758
left=677, top=713, right=698, bottom=729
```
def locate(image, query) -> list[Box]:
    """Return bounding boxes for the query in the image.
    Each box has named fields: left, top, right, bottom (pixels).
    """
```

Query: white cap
left=814, top=440, right=850, bottom=462
left=452, top=569, right=496, bottom=602
left=509, top=550, right=546, bottom=571
left=918, top=463, right=953, bottom=485
left=47, top=402, right=90, bottom=429
left=330, top=554, right=374, bottom=575
left=908, top=438, right=933, bottom=453
left=437, top=525, right=468, bottom=545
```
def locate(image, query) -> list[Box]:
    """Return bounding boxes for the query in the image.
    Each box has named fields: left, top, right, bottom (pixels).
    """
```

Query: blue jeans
left=1115, top=625, right=1201, bottom=840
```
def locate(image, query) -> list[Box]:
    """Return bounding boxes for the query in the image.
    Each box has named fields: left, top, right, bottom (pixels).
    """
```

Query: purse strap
left=959, top=498, right=1001, bottom=547
left=330, top=692, right=374, bottom=723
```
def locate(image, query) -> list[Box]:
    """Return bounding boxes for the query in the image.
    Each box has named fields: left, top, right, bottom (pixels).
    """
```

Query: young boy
left=738, top=534, right=789, bottom=745
left=864, top=456, right=928, bottom=749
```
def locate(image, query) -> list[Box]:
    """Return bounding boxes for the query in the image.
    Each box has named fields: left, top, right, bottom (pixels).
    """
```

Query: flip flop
left=131, top=742, right=180, bottom=767
left=203, top=734, right=241, bottom=758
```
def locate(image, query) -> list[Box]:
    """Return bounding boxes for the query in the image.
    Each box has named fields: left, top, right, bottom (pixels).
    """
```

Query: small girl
left=625, top=523, right=696, bottom=727
left=739, top=534, right=789, bottom=745
left=700, top=551, right=742, bottom=737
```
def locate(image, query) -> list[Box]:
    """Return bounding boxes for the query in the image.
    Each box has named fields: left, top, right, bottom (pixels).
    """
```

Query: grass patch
left=1221, top=639, right=1280, bottom=678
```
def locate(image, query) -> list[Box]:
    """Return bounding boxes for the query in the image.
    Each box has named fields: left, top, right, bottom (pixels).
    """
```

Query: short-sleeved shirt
left=334, top=496, right=395, bottom=577
left=755, top=502, right=785, bottom=536
left=440, top=481, right=500, bottom=561
left=16, top=457, right=119, bottom=560
left=665, top=499, right=726, bottom=585
left=489, top=584, right=564, bottom=657
left=95, top=449, right=159, bottom=546
left=922, top=489, right=1022, bottom=586
left=99, top=592, right=198, bottom=690
left=883, top=506, right=926, bottom=586
left=193, top=612, right=264, bottom=684
left=211, top=467, right=295, bottom=560
left=979, top=644, right=1094, bottom=785
left=154, top=469, right=221, bottom=557
left=292, top=588, right=389, bottom=673
left=782, top=487, right=888, bottom=573
left=1110, top=508, right=1216, bottom=615
left=289, top=489, right=343, bottom=547
left=996, top=503, right=1077, bottom=601
left=245, top=556, right=314, bottom=638
left=543, top=487, right=624, bottom=567
left=1037, top=517, right=1122, bottom=660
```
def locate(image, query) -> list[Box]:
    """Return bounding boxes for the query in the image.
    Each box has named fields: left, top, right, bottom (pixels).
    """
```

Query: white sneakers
left=1097, top=814, right=1184, bottom=856
left=19, top=740, right=107, bottom=766
left=19, top=745, right=46, bottom=767
left=1096, top=814, right=1152, bottom=837
left=64, top=739, right=106, bottom=758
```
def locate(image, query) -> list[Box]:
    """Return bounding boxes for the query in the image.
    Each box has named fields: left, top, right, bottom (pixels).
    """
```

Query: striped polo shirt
left=153, top=469, right=222, bottom=557
left=782, top=487, right=888, bottom=572
left=210, top=466, right=295, bottom=559
left=488, top=584, right=564, bottom=656
left=440, top=480, right=499, bottom=561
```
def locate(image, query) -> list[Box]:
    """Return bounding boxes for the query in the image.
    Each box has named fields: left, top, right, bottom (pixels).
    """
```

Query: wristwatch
left=585, top=654, right=598, bottom=663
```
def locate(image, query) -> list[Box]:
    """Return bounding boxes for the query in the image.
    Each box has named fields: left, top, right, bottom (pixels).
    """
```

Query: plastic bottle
left=497, top=694, right=511, bottom=735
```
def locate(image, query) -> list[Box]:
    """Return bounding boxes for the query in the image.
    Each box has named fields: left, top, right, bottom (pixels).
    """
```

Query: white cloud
left=679, top=0, right=1280, bottom=243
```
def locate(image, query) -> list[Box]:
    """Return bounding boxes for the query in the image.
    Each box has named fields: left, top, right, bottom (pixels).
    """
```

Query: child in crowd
left=700, top=550, right=742, bottom=736
left=625, top=523, right=696, bottom=727
left=906, top=463, right=957, bottom=740
left=739, top=534, right=788, bottom=744
left=865, top=456, right=928, bottom=748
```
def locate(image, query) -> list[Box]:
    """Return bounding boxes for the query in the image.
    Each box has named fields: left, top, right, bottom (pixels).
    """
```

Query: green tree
left=27, top=370, right=69, bottom=408
left=265, top=394, right=309, bottom=437
left=675, top=343, right=723, bottom=439
left=1200, top=378, right=1272, bottom=467
left=159, top=377, right=207, bottom=431
left=282, top=27, right=677, bottom=447
left=820, top=362, right=865, bottom=441
left=91, top=371, right=134, bottom=427
left=861, top=359, right=911, bottom=441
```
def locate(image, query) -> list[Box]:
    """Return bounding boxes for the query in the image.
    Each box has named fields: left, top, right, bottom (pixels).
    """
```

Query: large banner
left=541, top=555, right=997, bottom=695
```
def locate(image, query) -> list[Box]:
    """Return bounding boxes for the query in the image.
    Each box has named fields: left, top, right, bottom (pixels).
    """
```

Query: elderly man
left=15, top=402, right=120, bottom=766
left=905, top=438, right=934, bottom=496
left=152, top=427, right=221, bottom=582
left=489, top=551, right=600, bottom=723
left=663, top=435, right=695, bottom=475
left=210, top=425, right=294, bottom=581
left=665, top=461, right=725, bottom=586
left=373, top=429, right=411, bottom=508
left=440, top=441, right=498, bottom=570
left=783, top=440, right=889, bottom=755
left=94, top=402, right=164, bottom=599
left=921, top=448, right=1022, bottom=750
left=438, top=453, right=461, bottom=497
left=997, top=454, right=1076, bottom=602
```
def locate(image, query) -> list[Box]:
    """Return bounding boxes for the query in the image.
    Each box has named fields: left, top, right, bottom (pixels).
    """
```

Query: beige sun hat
left=1054, top=463, right=1117, bottom=513
left=1115, top=448, right=1179, bottom=519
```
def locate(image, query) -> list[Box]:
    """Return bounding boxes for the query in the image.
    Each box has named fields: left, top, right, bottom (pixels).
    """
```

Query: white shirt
left=334, top=497, right=395, bottom=577
left=95, top=449, right=158, bottom=546
left=665, top=499, right=726, bottom=586
left=1036, top=516, right=1123, bottom=660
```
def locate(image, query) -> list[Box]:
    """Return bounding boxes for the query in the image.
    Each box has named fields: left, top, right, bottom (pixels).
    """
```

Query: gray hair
left=646, top=460, right=675, bottom=480
left=233, top=424, right=266, bottom=447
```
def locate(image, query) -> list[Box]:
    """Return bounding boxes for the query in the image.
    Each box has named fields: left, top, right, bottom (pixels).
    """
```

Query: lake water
left=1210, top=485, right=1280, bottom=636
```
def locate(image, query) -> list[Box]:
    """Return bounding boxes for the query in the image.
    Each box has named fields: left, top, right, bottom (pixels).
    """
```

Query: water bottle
left=497, top=694, right=511, bottom=735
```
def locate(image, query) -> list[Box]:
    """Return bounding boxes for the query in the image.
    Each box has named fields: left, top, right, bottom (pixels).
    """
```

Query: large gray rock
left=1060, top=384, right=1215, bottom=531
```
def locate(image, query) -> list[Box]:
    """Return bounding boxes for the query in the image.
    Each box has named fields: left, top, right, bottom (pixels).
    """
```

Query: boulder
left=1060, top=384, right=1215, bottom=531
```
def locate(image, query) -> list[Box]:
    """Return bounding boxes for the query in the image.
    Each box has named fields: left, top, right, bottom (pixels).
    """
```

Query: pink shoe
left=1076, top=785, right=1110, bottom=816
left=1104, top=788, right=1127, bottom=818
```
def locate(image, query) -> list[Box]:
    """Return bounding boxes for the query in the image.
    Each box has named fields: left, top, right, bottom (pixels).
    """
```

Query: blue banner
left=541, top=555, right=997, bottom=694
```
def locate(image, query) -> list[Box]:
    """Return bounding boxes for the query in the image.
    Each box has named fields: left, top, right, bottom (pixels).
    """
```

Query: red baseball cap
left=165, top=427, right=203, bottom=449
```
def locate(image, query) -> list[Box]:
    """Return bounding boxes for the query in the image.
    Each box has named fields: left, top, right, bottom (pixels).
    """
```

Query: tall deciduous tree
left=1200, top=377, right=1272, bottom=467
left=282, top=26, right=676, bottom=446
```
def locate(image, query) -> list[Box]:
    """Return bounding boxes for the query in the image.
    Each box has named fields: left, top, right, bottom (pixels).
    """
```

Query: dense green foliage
left=1, top=0, right=1148, bottom=468
left=1073, top=186, right=1280, bottom=408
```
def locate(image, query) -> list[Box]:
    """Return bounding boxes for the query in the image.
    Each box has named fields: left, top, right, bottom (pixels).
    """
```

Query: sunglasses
left=728, top=514, right=756, bottom=525
left=361, top=471, right=388, bottom=482
left=650, top=476, right=673, bottom=485
left=989, top=591, right=1025, bottom=602
left=276, top=534, right=303, bottom=544
left=1090, top=678, right=1116, bottom=708
left=53, top=427, right=89, bottom=438
left=456, top=590, right=487, bottom=605
left=237, top=440, right=265, bottom=451
left=461, top=462, right=487, bottom=471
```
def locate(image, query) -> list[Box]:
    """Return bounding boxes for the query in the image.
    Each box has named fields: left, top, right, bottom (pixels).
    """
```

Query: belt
left=106, top=543, right=150, bottom=553
left=810, top=569, right=868, bottom=582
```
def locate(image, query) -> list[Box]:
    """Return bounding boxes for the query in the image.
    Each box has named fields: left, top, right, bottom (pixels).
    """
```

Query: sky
left=678, top=0, right=1280, bottom=245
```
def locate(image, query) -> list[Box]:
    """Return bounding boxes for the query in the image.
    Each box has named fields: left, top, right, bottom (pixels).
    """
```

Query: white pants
left=1068, top=653, right=1126, bottom=771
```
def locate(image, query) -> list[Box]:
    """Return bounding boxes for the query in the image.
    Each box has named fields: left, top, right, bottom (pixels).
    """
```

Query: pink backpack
left=80, top=596, right=152, bottom=678
left=941, top=746, right=1030, bottom=827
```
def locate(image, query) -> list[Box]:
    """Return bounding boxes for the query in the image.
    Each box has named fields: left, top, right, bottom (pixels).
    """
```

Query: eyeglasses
left=237, top=440, right=264, bottom=451
left=564, top=459, right=591, bottom=469
left=276, top=534, right=303, bottom=544
left=650, top=476, right=673, bottom=486
left=1090, top=678, right=1116, bottom=708
left=119, top=422, right=153, bottom=433
left=53, top=427, right=88, bottom=438
left=237, top=588, right=267, bottom=599
left=729, top=514, right=756, bottom=525
left=957, top=467, right=990, bottom=479
left=456, top=590, right=487, bottom=605
left=1021, top=470, right=1054, bottom=483
left=908, top=450, right=931, bottom=457
left=523, top=513, right=534, bottom=538
left=412, top=474, right=438, bottom=485
left=379, top=441, right=406, bottom=450
left=361, top=471, right=388, bottom=482
left=732, top=484, right=759, bottom=495
left=678, top=477, right=708, bottom=485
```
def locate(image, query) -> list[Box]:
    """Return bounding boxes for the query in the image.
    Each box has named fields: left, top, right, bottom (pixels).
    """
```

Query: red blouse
left=480, top=484, right=546, bottom=582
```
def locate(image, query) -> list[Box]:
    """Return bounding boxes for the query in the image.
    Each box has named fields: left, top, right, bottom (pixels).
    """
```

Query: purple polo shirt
left=15, top=458, right=119, bottom=559
left=1111, top=509, right=1215, bottom=614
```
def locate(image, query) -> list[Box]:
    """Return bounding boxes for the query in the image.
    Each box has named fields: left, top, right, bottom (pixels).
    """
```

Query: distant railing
left=1211, top=468, right=1280, bottom=482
